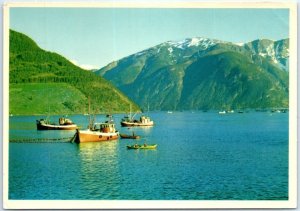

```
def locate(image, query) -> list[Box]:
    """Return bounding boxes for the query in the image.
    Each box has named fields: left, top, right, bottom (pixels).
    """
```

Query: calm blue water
left=9, top=111, right=288, bottom=200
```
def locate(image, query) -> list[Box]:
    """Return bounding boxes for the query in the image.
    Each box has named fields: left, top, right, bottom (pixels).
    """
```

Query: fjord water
left=9, top=111, right=288, bottom=200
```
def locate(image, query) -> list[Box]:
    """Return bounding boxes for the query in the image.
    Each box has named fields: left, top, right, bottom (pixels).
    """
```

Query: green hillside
left=179, top=51, right=288, bottom=110
left=10, top=83, right=87, bottom=115
left=97, top=38, right=289, bottom=110
left=9, top=30, right=140, bottom=115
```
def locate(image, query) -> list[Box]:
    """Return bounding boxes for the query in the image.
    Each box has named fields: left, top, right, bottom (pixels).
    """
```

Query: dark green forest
left=9, top=30, right=140, bottom=115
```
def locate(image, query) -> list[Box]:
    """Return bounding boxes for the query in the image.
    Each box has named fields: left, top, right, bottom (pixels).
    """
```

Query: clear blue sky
left=10, top=7, right=289, bottom=69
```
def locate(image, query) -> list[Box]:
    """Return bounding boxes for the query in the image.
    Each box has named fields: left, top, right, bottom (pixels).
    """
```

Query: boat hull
left=121, top=121, right=154, bottom=127
left=120, top=134, right=140, bottom=139
left=75, top=129, right=119, bottom=143
left=127, top=144, right=157, bottom=149
left=36, top=121, right=77, bottom=130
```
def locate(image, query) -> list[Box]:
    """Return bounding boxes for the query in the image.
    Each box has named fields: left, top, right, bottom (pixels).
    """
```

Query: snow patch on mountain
left=166, top=37, right=219, bottom=50
left=168, top=47, right=173, bottom=55
left=188, top=38, right=201, bottom=47
left=130, top=37, right=288, bottom=71
left=135, top=51, right=146, bottom=57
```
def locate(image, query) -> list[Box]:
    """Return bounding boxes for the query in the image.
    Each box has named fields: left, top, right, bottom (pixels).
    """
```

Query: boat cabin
left=92, top=122, right=116, bottom=133
left=59, top=117, right=73, bottom=125
left=140, top=116, right=152, bottom=123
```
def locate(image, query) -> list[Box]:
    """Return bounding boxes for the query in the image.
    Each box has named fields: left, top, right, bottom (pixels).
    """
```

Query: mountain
left=9, top=30, right=140, bottom=115
left=96, top=37, right=289, bottom=111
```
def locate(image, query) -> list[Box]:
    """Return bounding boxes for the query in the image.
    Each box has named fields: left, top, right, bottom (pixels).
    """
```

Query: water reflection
left=77, top=141, right=118, bottom=161
left=120, top=126, right=153, bottom=138
left=75, top=141, right=122, bottom=199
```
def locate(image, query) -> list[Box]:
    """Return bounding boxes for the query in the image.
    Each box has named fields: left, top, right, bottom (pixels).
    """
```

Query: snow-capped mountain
left=166, top=37, right=220, bottom=49
left=96, top=37, right=289, bottom=111
left=127, top=37, right=289, bottom=71
left=244, top=39, right=289, bottom=70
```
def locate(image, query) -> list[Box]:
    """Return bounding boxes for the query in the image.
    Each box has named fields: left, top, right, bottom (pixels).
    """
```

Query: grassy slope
left=10, top=83, right=87, bottom=115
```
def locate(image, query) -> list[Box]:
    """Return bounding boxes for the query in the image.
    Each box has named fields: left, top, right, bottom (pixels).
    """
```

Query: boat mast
left=130, top=104, right=132, bottom=120
left=89, top=96, right=91, bottom=115
left=88, top=96, right=93, bottom=129
left=128, top=103, right=138, bottom=120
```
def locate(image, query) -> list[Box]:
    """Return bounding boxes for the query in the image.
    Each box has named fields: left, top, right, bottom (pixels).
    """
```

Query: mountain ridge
left=96, top=37, right=289, bottom=111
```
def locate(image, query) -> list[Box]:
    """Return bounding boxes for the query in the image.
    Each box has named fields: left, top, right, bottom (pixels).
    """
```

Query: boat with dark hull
left=120, top=133, right=141, bottom=139
left=36, top=117, right=77, bottom=130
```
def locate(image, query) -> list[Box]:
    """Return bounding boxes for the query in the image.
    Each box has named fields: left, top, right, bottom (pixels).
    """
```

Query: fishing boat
left=126, top=144, right=157, bottom=149
left=120, top=133, right=141, bottom=139
left=121, top=104, right=154, bottom=127
left=75, top=114, right=119, bottom=143
left=121, top=115, right=154, bottom=127
left=36, top=117, right=77, bottom=130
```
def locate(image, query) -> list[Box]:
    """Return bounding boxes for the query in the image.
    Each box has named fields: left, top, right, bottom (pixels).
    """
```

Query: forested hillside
left=9, top=30, right=139, bottom=115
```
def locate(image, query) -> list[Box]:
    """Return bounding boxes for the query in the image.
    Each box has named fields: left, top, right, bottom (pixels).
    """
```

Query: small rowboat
left=120, top=133, right=141, bottom=139
left=126, top=144, right=157, bottom=150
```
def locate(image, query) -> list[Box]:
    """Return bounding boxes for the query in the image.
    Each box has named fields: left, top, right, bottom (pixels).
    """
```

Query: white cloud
left=70, top=59, right=99, bottom=70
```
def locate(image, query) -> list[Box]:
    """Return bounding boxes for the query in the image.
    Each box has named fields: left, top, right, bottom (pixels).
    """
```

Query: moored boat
left=36, top=117, right=77, bottom=130
left=75, top=115, right=119, bottom=143
left=121, top=104, right=154, bottom=127
left=126, top=144, right=157, bottom=149
left=120, top=133, right=141, bottom=139
left=121, top=115, right=154, bottom=127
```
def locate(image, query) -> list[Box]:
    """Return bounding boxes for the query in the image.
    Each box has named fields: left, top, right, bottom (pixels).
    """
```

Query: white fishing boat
left=121, top=105, right=154, bottom=127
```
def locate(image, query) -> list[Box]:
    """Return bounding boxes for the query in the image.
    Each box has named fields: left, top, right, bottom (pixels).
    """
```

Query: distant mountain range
left=96, top=37, right=289, bottom=111
left=9, top=29, right=289, bottom=113
left=9, top=30, right=140, bottom=115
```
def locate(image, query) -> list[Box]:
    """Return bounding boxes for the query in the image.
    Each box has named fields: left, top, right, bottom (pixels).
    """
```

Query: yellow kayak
left=126, top=144, right=157, bottom=149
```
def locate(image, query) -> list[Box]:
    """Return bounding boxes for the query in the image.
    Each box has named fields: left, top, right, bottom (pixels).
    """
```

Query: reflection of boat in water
left=75, top=115, right=119, bottom=143
left=36, top=117, right=77, bottom=130
left=120, top=133, right=140, bottom=139
left=127, top=144, right=157, bottom=149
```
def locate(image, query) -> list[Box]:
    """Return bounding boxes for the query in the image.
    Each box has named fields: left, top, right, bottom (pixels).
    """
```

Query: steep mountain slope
left=96, top=37, right=289, bottom=110
left=9, top=30, right=140, bottom=115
